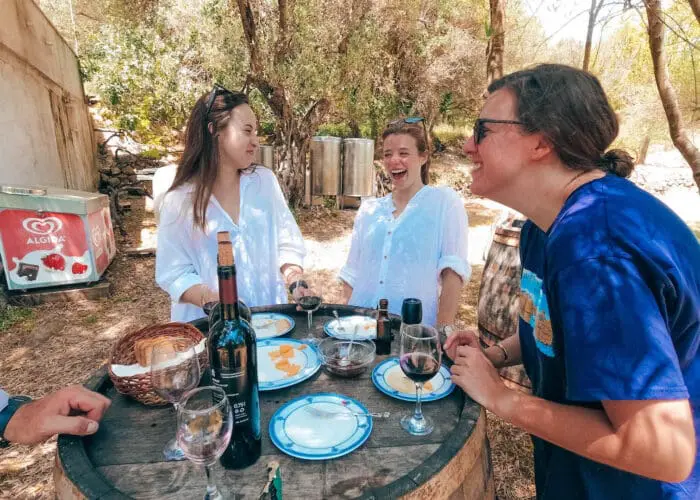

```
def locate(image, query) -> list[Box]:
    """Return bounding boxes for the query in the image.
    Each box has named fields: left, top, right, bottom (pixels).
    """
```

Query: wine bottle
left=209, top=232, right=261, bottom=469
left=376, top=299, right=392, bottom=355
left=400, top=298, right=422, bottom=338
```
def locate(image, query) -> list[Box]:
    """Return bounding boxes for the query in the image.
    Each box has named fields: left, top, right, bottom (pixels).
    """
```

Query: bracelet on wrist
left=493, top=342, right=509, bottom=363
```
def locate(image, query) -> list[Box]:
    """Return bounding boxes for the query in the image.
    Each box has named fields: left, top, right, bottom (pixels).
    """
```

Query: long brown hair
left=488, top=64, right=634, bottom=178
left=381, top=121, right=431, bottom=185
left=169, top=90, right=249, bottom=230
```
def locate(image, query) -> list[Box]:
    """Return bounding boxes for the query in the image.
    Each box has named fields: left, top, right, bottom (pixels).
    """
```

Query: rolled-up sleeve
left=0, top=389, right=8, bottom=412
left=155, top=193, right=203, bottom=302
left=270, top=173, right=306, bottom=268
left=338, top=205, right=365, bottom=288
left=437, top=191, right=470, bottom=282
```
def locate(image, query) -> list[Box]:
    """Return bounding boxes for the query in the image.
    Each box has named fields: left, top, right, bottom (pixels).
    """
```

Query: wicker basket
left=108, top=322, right=209, bottom=406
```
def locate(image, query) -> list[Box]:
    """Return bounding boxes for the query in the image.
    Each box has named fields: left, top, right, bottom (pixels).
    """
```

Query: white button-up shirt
left=339, top=186, right=470, bottom=326
left=156, top=167, right=306, bottom=322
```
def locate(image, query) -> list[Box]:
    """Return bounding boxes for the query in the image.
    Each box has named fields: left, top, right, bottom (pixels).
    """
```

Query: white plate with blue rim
left=323, top=315, right=376, bottom=340
left=257, top=338, right=321, bottom=391
left=269, top=393, right=373, bottom=460
left=251, top=312, right=295, bottom=339
left=371, top=357, right=455, bottom=402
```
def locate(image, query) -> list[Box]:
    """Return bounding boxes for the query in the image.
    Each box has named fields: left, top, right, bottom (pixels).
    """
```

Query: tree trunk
left=689, top=0, right=700, bottom=25
left=583, top=0, right=597, bottom=71
left=637, top=135, right=651, bottom=165
left=485, top=0, right=505, bottom=88
left=235, top=0, right=330, bottom=206
left=645, top=0, right=700, bottom=193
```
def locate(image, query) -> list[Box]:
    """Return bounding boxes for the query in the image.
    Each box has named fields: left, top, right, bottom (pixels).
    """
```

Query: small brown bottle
left=376, top=299, right=392, bottom=355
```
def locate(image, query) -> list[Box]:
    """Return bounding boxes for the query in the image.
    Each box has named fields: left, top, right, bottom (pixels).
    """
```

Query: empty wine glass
left=399, top=324, right=441, bottom=436
left=177, top=386, right=233, bottom=500
left=293, top=279, right=324, bottom=332
left=150, top=337, right=202, bottom=460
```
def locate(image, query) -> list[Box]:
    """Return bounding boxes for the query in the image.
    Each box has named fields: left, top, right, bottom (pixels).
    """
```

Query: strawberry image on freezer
left=42, top=252, right=66, bottom=271
left=72, top=262, right=88, bottom=275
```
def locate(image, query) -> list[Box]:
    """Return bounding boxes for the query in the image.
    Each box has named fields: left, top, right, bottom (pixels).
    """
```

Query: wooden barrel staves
left=477, top=219, right=532, bottom=393
left=55, top=304, right=495, bottom=500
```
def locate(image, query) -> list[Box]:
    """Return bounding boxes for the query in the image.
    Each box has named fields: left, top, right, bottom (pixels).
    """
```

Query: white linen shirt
left=339, top=185, right=470, bottom=326
left=156, top=167, right=306, bottom=322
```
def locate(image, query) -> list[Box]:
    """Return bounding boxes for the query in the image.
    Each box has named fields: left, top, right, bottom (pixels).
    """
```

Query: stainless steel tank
left=310, top=136, right=342, bottom=195
left=254, top=145, right=275, bottom=170
left=342, top=138, right=375, bottom=197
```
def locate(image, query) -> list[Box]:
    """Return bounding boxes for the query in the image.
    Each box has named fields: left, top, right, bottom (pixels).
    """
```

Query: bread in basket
left=108, top=322, right=209, bottom=406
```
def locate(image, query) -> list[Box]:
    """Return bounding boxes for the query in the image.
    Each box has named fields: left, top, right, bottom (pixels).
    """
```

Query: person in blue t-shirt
left=445, top=63, right=699, bottom=499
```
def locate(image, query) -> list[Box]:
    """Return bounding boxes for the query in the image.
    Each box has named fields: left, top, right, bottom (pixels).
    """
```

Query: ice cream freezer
left=0, top=185, right=116, bottom=291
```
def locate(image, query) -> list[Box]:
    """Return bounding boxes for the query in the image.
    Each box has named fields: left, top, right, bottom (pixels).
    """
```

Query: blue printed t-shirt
left=519, top=174, right=700, bottom=500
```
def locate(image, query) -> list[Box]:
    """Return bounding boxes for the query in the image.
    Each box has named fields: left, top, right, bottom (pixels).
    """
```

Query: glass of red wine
left=399, top=324, right=441, bottom=436
left=177, top=386, right=233, bottom=500
left=293, top=279, right=324, bottom=332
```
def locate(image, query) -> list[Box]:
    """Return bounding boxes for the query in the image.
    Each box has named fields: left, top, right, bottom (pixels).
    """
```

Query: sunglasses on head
left=473, top=118, right=523, bottom=145
left=388, top=116, right=425, bottom=127
left=205, top=84, right=233, bottom=117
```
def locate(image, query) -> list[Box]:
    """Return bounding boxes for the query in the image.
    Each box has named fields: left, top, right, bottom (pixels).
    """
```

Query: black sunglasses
left=473, top=118, right=523, bottom=145
left=205, top=84, right=233, bottom=117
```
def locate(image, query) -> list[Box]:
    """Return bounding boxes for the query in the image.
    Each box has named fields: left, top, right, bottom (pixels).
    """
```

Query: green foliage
left=141, top=148, right=165, bottom=159
left=433, top=123, right=469, bottom=148
left=316, top=123, right=353, bottom=138
left=322, top=196, right=337, bottom=210
left=36, top=0, right=698, bottom=151
left=0, top=306, right=34, bottom=332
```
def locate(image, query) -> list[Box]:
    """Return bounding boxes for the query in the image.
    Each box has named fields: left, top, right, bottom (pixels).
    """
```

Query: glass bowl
left=317, top=338, right=376, bottom=378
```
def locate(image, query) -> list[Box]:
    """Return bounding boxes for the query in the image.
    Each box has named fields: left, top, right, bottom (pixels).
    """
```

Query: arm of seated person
left=181, top=284, right=218, bottom=308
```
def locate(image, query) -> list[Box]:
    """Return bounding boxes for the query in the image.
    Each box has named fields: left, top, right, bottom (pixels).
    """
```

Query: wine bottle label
left=212, top=344, right=251, bottom=425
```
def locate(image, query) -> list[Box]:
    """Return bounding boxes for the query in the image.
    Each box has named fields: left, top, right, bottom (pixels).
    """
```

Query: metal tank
left=254, top=145, right=276, bottom=170
left=342, top=138, right=375, bottom=197
left=310, top=136, right=342, bottom=195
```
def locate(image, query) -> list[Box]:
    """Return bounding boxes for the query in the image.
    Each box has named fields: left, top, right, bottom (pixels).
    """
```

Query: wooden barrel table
left=55, top=304, right=493, bottom=499
left=478, top=219, right=532, bottom=393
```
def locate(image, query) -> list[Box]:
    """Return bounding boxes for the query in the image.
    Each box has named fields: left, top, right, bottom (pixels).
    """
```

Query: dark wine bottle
left=376, top=299, right=392, bottom=355
left=400, top=298, right=422, bottom=339
left=209, top=232, right=261, bottom=469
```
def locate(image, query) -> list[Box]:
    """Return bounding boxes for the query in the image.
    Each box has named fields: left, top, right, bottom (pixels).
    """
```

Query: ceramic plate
left=324, top=315, right=376, bottom=340
left=257, top=339, right=321, bottom=391
left=269, top=393, right=372, bottom=460
left=251, top=312, right=295, bottom=339
left=371, top=357, right=455, bottom=402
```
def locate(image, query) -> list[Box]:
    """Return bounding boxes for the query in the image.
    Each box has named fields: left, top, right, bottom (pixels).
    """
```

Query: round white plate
left=269, top=393, right=373, bottom=460
left=257, top=339, right=321, bottom=391
left=371, top=357, right=455, bottom=402
left=251, top=312, right=295, bottom=339
left=324, top=315, right=376, bottom=340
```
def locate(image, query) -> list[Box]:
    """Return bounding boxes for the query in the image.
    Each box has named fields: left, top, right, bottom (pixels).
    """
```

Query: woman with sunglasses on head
left=338, top=119, right=470, bottom=335
left=445, top=64, right=699, bottom=499
left=156, top=87, right=309, bottom=322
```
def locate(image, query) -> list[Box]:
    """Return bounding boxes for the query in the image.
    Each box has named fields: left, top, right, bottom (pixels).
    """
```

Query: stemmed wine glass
left=177, top=386, right=233, bottom=500
left=293, top=279, right=324, bottom=332
left=150, top=338, right=202, bottom=460
left=399, top=324, right=441, bottom=436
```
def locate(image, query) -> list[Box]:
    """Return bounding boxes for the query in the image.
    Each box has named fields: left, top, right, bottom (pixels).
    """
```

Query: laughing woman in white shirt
left=339, top=119, right=470, bottom=335
left=156, top=88, right=307, bottom=322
